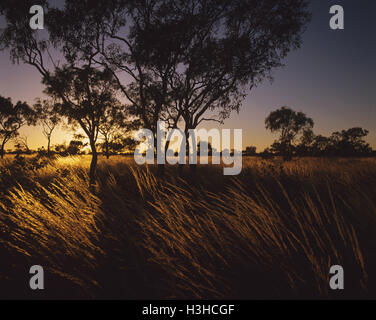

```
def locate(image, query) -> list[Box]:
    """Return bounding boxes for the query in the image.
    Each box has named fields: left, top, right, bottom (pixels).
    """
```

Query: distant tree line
left=245, top=106, right=373, bottom=160
left=294, top=127, right=372, bottom=157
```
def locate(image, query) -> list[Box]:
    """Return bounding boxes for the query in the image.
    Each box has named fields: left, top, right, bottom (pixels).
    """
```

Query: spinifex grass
left=0, top=156, right=375, bottom=299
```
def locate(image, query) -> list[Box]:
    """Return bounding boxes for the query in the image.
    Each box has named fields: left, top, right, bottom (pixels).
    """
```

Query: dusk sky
left=0, top=0, right=375, bottom=152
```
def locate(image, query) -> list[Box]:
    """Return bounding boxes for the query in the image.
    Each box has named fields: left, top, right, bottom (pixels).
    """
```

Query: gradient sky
left=0, top=0, right=375, bottom=152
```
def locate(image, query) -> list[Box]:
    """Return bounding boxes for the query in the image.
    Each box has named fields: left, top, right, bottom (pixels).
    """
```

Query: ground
left=0, top=155, right=375, bottom=299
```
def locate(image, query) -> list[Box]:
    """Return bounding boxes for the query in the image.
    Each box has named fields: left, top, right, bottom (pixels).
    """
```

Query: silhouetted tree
left=46, top=1, right=176, bottom=137
left=54, top=143, right=68, bottom=156
left=1, top=0, right=311, bottom=171
left=98, top=134, right=139, bottom=157
left=295, top=128, right=315, bottom=155
left=43, top=65, right=122, bottom=184
left=311, top=135, right=331, bottom=156
left=245, top=146, right=257, bottom=156
left=14, top=135, right=31, bottom=154
left=0, top=96, right=36, bottom=159
left=260, top=147, right=273, bottom=159
left=67, top=138, right=87, bottom=155
left=0, top=2, right=127, bottom=184
left=99, top=107, right=141, bottom=159
left=126, top=0, right=311, bottom=169
left=34, top=98, right=61, bottom=156
left=265, top=106, right=314, bottom=160
left=43, top=0, right=311, bottom=161
left=329, top=127, right=371, bottom=157
left=285, top=126, right=372, bottom=157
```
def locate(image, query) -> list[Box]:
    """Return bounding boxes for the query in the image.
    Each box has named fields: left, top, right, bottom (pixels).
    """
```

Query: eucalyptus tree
left=1, top=0, right=311, bottom=171
left=43, top=65, right=122, bottom=184
left=265, top=106, right=314, bottom=160
left=45, top=0, right=311, bottom=144
left=0, top=96, right=36, bottom=159
left=0, top=1, right=127, bottom=183
left=34, top=98, right=61, bottom=156
left=99, top=106, right=141, bottom=159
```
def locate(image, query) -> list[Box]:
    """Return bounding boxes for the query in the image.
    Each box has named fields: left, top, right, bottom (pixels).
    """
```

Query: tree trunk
left=156, top=130, right=165, bottom=177
left=0, top=139, right=6, bottom=159
left=105, top=138, right=110, bottom=159
left=186, top=131, right=197, bottom=173
left=284, top=141, right=293, bottom=161
left=89, top=139, right=98, bottom=185
left=178, top=132, right=189, bottom=176
left=47, top=136, right=51, bottom=157
left=157, top=142, right=165, bottom=176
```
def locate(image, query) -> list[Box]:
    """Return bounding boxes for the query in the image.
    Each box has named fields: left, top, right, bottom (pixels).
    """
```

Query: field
left=0, top=155, right=375, bottom=299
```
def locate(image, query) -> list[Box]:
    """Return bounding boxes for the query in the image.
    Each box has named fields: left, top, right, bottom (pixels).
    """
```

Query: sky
left=0, top=0, right=375, bottom=152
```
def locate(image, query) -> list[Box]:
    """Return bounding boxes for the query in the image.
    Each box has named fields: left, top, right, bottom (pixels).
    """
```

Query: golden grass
left=0, top=155, right=375, bottom=299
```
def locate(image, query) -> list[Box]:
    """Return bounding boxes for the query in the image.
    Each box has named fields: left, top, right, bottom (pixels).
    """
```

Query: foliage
left=295, top=127, right=372, bottom=157
left=43, top=0, right=311, bottom=137
left=265, top=106, right=314, bottom=160
left=34, top=98, right=61, bottom=156
left=0, top=95, right=36, bottom=158
left=43, top=65, right=124, bottom=183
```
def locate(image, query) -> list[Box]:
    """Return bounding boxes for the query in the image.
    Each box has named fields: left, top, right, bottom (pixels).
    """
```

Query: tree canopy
left=265, top=106, right=314, bottom=160
left=0, top=95, right=36, bottom=158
